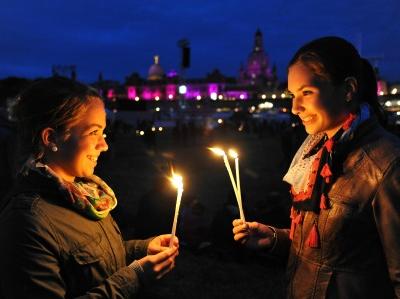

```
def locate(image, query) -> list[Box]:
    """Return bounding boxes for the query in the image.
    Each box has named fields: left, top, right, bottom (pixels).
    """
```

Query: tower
left=148, top=55, right=165, bottom=81
left=239, top=29, right=274, bottom=86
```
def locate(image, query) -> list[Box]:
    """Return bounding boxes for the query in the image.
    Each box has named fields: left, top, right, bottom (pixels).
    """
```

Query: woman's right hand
left=232, top=219, right=276, bottom=251
left=137, top=246, right=178, bottom=281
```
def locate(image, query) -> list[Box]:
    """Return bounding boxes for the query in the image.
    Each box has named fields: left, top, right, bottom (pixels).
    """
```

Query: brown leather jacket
left=0, top=170, right=151, bottom=298
left=274, top=119, right=400, bottom=298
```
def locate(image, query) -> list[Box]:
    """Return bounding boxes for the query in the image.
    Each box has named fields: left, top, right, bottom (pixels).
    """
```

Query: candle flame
left=208, top=147, right=226, bottom=156
left=228, top=149, right=238, bottom=159
left=170, top=173, right=183, bottom=189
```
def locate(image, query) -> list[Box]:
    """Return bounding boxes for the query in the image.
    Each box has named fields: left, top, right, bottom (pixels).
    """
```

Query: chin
left=304, top=127, right=316, bottom=135
left=81, top=169, right=95, bottom=178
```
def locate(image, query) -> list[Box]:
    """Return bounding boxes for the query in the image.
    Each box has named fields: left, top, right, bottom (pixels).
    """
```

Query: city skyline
left=1, top=0, right=400, bottom=83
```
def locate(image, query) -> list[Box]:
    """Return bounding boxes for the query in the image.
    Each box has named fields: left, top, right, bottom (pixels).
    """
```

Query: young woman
left=233, top=36, right=400, bottom=298
left=0, top=77, right=178, bottom=298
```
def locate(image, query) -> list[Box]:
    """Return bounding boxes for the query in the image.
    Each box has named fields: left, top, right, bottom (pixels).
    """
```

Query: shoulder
left=359, top=124, right=400, bottom=174
left=0, top=192, right=63, bottom=261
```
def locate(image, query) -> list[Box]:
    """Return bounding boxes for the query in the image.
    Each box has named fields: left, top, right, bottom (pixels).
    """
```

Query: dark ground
left=96, top=119, right=304, bottom=299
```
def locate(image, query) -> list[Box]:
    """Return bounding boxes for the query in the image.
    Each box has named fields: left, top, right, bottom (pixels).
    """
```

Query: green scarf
left=29, top=160, right=117, bottom=220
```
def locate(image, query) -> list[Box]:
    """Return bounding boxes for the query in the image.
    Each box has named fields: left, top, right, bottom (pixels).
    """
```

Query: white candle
left=209, top=147, right=245, bottom=222
left=169, top=174, right=184, bottom=248
left=229, top=149, right=245, bottom=222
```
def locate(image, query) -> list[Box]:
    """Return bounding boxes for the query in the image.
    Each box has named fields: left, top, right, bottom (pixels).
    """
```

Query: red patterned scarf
left=288, top=113, right=356, bottom=247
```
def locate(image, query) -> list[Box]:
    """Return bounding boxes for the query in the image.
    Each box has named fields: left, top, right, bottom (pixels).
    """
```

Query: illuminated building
left=95, top=30, right=280, bottom=101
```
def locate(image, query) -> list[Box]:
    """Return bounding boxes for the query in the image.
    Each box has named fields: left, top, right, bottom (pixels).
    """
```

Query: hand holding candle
left=169, top=173, right=184, bottom=248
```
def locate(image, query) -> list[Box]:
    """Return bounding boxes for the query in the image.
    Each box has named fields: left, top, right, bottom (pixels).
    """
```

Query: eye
left=303, top=90, right=313, bottom=96
left=89, top=130, right=100, bottom=136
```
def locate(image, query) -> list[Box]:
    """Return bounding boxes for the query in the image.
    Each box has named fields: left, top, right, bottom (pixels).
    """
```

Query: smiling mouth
left=301, top=115, right=314, bottom=123
left=87, top=155, right=98, bottom=162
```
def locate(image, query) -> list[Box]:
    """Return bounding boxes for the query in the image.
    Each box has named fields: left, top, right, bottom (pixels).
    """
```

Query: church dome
left=148, top=55, right=165, bottom=80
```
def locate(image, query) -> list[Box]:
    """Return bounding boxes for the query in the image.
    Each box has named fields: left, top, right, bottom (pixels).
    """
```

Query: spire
left=254, top=28, right=263, bottom=52
left=154, top=55, right=159, bottom=64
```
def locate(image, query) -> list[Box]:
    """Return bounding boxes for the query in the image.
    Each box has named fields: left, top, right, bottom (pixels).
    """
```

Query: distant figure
left=233, top=36, right=400, bottom=298
left=0, top=77, right=178, bottom=298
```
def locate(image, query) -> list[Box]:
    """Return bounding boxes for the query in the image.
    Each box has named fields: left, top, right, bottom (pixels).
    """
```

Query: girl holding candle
left=0, top=77, right=179, bottom=298
left=233, top=36, right=400, bottom=298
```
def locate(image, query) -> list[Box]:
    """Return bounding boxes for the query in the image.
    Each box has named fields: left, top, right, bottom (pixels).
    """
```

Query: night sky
left=1, top=0, right=399, bottom=83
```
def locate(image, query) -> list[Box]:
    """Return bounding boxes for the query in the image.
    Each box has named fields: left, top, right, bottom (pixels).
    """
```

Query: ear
left=40, top=127, right=57, bottom=147
left=344, top=77, right=358, bottom=101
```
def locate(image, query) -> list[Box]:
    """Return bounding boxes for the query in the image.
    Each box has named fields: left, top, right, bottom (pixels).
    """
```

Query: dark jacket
left=274, top=119, right=400, bottom=298
left=0, top=170, right=151, bottom=299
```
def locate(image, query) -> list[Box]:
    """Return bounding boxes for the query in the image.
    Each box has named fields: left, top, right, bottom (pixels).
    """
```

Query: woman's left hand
left=147, top=234, right=179, bottom=255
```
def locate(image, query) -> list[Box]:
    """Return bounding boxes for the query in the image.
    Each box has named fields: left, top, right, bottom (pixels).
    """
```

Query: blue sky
left=1, top=0, right=399, bottom=83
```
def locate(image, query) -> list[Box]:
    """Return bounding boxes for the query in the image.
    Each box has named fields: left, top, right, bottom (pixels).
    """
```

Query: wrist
left=129, top=260, right=146, bottom=284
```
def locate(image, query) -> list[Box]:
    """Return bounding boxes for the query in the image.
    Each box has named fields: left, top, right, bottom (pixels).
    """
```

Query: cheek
left=60, top=139, right=89, bottom=162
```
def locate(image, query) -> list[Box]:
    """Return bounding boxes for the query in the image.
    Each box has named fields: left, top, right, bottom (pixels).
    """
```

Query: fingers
left=156, top=259, right=175, bottom=280
left=232, top=221, right=249, bottom=235
left=149, top=249, right=177, bottom=278
left=152, top=254, right=175, bottom=274
left=171, top=236, right=179, bottom=248
left=138, top=246, right=178, bottom=281
left=159, top=234, right=179, bottom=247
left=148, top=235, right=180, bottom=255
left=151, top=247, right=178, bottom=264
left=232, top=219, right=245, bottom=227
left=233, top=231, right=249, bottom=242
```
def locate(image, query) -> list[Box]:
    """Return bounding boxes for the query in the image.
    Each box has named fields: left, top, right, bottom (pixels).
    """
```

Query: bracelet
left=267, top=225, right=278, bottom=252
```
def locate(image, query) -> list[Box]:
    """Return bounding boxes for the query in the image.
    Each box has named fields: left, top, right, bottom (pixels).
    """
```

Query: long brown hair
left=12, top=76, right=102, bottom=163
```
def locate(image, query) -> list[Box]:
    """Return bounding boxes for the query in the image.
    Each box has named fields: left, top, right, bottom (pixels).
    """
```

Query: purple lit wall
left=226, top=91, right=248, bottom=100
left=127, top=86, right=136, bottom=100
left=183, top=86, right=201, bottom=100
left=141, top=88, right=162, bottom=100
left=208, top=83, right=218, bottom=96
left=166, top=84, right=177, bottom=99
left=121, top=82, right=249, bottom=101
left=142, top=88, right=152, bottom=100
left=107, top=89, right=115, bottom=99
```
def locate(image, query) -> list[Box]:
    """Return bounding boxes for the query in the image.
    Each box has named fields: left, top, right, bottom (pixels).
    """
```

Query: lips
left=301, top=115, right=315, bottom=124
left=87, top=155, right=98, bottom=163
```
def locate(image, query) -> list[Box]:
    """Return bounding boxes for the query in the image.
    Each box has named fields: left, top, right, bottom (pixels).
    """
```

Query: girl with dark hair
left=0, top=77, right=178, bottom=298
left=233, top=36, right=400, bottom=298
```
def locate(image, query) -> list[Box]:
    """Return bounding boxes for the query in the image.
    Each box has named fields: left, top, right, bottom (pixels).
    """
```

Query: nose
left=97, top=135, right=109, bottom=152
left=291, top=96, right=304, bottom=116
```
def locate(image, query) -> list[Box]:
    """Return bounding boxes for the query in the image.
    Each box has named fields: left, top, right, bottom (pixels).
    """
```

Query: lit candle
left=229, top=149, right=245, bottom=222
left=209, top=147, right=245, bottom=222
left=169, top=173, right=184, bottom=248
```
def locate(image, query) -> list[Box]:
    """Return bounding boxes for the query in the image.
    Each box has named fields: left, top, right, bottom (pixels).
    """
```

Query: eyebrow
left=287, top=85, right=314, bottom=93
left=84, top=124, right=104, bottom=130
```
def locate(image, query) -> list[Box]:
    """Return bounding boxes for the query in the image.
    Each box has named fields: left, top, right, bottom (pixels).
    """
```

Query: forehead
left=288, top=63, right=325, bottom=90
left=70, top=97, right=106, bottom=129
